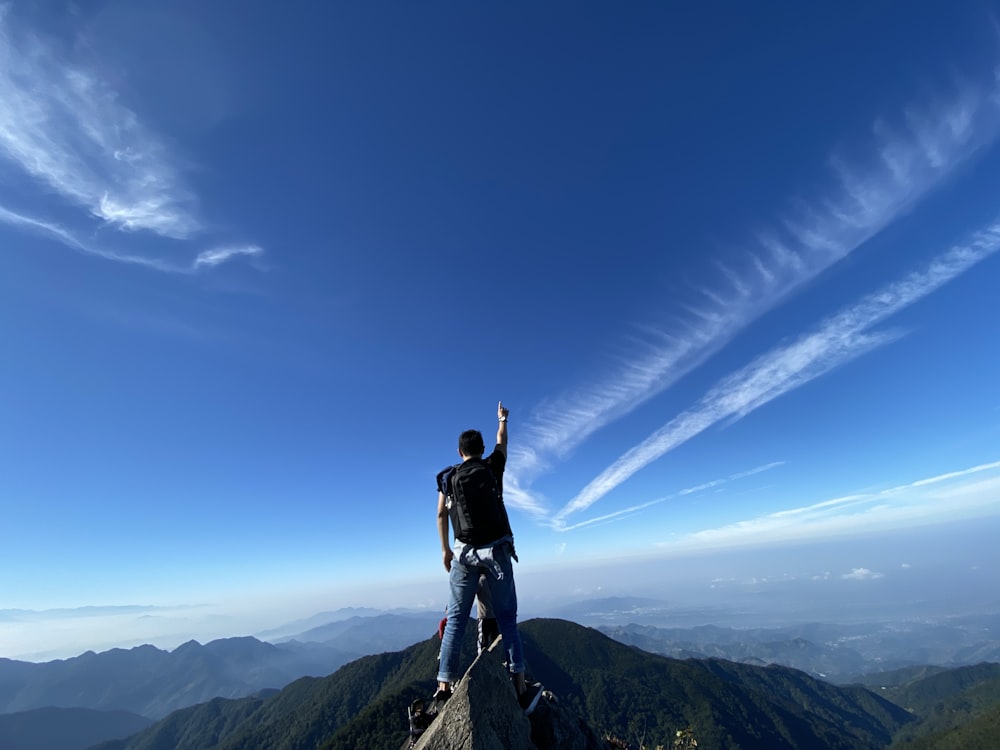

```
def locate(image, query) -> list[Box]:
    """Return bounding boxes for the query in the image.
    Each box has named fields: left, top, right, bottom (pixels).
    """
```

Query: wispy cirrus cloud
left=0, top=7, right=261, bottom=272
left=194, top=246, right=265, bottom=270
left=0, top=204, right=173, bottom=271
left=554, top=223, right=1000, bottom=525
left=557, top=460, right=785, bottom=532
left=656, top=460, right=1000, bottom=554
left=504, top=59, right=1000, bottom=517
left=0, top=204, right=263, bottom=274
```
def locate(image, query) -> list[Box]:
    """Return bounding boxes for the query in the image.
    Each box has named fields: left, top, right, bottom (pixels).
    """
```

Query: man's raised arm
left=496, top=400, right=509, bottom=455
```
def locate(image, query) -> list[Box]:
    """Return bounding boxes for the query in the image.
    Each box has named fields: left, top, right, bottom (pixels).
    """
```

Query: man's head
left=458, top=429, right=485, bottom=459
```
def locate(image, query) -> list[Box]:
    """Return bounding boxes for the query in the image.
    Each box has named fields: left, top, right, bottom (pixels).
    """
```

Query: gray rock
left=413, top=640, right=532, bottom=749
left=413, top=639, right=608, bottom=750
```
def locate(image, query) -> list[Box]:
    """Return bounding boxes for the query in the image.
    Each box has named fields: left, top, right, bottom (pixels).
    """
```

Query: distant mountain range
left=81, top=619, right=1000, bottom=750
left=253, top=606, right=400, bottom=641
left=0, top=636, right=353, bottom=720
left=274, top=612, right=442, bottom=652
left=0, top=609, right=443, bottom=723
left=596, top=618, right=1000, bottom=683
left=538, top=596, right=1000, bottom=681
left=2, top=604, right=999, bottom=748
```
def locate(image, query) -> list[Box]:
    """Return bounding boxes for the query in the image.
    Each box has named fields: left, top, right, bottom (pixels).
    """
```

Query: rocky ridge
left=413, top=638, right=606, bottom=750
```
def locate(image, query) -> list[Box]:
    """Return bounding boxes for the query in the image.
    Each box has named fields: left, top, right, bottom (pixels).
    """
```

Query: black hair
left=458, top=429, right=485, bottom=457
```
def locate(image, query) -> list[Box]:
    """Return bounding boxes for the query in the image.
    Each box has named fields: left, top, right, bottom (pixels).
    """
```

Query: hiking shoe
left=431, top=687, right=452, bottom=709
left=518, top=681, right=543, bottom=715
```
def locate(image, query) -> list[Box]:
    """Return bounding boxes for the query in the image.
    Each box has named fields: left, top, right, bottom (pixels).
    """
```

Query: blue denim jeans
left=437, top=538, right=524, bottom=683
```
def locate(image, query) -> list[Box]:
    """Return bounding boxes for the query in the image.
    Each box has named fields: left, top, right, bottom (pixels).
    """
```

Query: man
left=434, top=401, right=539, bottom=712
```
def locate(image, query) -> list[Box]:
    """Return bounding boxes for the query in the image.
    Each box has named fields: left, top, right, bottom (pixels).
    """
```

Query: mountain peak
left=413, top=635, right=605, bottom=750
left=413, top=640, right=532, bottom=749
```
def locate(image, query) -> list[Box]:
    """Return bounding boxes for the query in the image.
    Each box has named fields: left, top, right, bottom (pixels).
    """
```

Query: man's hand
left=498, top=401, right=509, bottom=421
left=443, top=548, right=454, bottom=572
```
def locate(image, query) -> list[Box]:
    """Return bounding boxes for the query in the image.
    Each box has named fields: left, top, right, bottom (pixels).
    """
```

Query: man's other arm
left=437, top=491, right=454, bottom=571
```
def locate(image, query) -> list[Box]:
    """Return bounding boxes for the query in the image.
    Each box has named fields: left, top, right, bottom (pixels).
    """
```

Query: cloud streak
left=504, top=57, right=1000, bottom=517
left=657, top=460, right=1000, bottom=554
left=0, top=205, right=260, bottom=274
left=194, top=246, right=265, bottom=269
left=553, top=460, right=787, bottom=532
left=0, top=8, right=261, bottom=271
left=555, top=222, right=1000, bottom=524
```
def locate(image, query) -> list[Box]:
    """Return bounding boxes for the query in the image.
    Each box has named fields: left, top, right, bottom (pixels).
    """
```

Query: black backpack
left=445, top=458, right=511, bottom=546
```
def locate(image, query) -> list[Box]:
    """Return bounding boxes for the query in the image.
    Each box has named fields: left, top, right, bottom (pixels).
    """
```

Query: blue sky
left=2, top=1, right=1000, bottom=659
